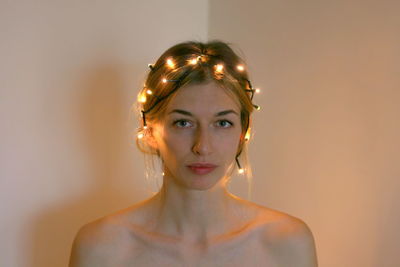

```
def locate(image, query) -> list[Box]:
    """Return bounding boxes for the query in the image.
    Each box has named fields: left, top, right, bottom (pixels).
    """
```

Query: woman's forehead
left=166, top=82, right=241, bottom=114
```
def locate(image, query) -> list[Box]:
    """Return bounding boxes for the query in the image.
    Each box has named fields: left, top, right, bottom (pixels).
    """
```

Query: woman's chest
left=114, top=232, right=280, bottom=267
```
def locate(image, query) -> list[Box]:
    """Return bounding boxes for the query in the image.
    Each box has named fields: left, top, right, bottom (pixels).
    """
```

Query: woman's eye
left=218, top=120, right=234, bottom=128
left=173, top=119, right=192, bottom=128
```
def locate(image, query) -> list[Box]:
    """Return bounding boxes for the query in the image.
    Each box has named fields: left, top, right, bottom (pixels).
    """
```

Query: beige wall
left=1, top=0, right=399, bottom=266
left=209, top=0, right=400, bottom=266
left=0, top=1, right=208, bottom=266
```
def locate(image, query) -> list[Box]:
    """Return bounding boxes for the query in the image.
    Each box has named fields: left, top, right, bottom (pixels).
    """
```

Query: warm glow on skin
left=148, top=82, right=243, bottom=190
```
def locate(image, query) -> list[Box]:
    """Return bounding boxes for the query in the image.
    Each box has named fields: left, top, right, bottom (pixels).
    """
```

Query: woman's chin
left=175, top=173, right=224, bottom=191
left=163, top=166, right=226, bottom=191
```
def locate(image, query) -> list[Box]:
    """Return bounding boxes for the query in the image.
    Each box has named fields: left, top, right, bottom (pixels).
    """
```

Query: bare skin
left=69, top=82, right=318, bottom=266
left=69, top=191, right=317, bottom=267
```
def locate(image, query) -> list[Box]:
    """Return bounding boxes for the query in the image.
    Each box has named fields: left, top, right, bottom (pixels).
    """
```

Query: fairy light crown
left=137, top=42, right=261, bottom=174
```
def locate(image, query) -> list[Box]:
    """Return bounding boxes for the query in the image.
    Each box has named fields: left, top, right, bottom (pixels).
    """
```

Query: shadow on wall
left=28, top=63, right=143, bottom=267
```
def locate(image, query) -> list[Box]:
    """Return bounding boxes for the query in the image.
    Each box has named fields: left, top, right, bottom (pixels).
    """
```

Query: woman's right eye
left=173, top=119, right=192, bottom=128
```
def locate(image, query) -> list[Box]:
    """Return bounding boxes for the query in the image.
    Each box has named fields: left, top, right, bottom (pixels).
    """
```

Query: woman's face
left=149, top=81, right=243, bottom=190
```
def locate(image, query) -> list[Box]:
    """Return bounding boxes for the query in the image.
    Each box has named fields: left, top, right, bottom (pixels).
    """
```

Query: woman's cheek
left=164, top=134, right=188, bottom=151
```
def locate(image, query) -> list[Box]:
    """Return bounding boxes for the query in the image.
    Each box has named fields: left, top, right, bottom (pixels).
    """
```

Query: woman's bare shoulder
left=69, top=206, right=146, bottom=267
left=254, top=205, right=318, bottom=267
left=254, top=205, right=308, bottom=234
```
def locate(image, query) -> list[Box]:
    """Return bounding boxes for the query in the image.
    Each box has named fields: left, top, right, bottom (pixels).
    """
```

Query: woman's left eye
left=217, top=120, right=234, bottom=128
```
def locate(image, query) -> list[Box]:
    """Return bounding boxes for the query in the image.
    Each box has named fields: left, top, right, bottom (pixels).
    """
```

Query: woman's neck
left=149, top=177, right=245, bottom=244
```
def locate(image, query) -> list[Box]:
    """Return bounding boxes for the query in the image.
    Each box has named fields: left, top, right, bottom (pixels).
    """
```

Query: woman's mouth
left=187, top=163, right=217, bottom=175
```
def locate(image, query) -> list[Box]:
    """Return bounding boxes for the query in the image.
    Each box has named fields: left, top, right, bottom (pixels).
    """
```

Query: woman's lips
left=187, top=165, right=217, bottom=175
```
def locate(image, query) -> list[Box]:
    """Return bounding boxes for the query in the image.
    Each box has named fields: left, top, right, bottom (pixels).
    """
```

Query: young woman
left=69, top=40, right=318, bottom=267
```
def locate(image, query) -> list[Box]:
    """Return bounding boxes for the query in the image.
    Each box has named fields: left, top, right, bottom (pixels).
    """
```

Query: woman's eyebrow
left=168, top=109, right=239, bottom=117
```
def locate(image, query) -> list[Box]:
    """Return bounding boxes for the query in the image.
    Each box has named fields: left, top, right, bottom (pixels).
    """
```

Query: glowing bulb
left=139, top=94, right=147, bottom=103
left=245, top=130, right=251, bottom=141
left=215, top=64, right=224, bottom=72
left=146, top=89, right=153, bottom=95
left=238, top=168, right=244, bottom=174
left=138, top=133, right=144, bottom=139
left=166, top=58, right=175, bottom=68
left=256, top=105, right=261, bottom=110
left=237, top=65, right=244, bottom=71
left=255, top=88, right=261, bottom=93
left=143, top=125, right=148, bottom=130
left=162, top=172, right=165, bottom=176
left=189, top=58, right=198, bottom=65
left=162, top=78, right=167, bottom=83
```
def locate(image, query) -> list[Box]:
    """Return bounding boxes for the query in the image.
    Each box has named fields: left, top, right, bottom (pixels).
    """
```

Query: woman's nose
left=192, top=127, right=213, bottom=155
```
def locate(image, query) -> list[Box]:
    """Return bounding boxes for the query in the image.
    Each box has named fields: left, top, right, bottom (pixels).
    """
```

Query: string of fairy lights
left=137, top=53, right=261, bottom=174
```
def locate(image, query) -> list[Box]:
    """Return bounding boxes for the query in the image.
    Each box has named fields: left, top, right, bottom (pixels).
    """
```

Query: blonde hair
left=130, top=40, right=257, bottom=199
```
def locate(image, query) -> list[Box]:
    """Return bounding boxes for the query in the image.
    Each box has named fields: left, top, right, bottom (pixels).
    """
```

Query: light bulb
left=162, top=78, right=167, bottom=83
left=139, top=94, right=147, bottom=103
left=215, top=64, right=224, bottom=72
left=255, top=88, right=261, bottom=93
left=146, top=89, right=153, bottom=95
left=245, top=130, right=251, bottom=141
left=238, top=168, right=244, bottom=174
left=138, top=133, right=144, bottom=139
left=189, top=58, right=198, bottom=65
left=237, top=65, right=244, bottom=71
left=166, top=58, right=175, bottom=68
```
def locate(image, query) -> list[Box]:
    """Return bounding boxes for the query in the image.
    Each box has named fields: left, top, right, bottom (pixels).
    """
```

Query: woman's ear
left=143, top=126, right=159, bottom=151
